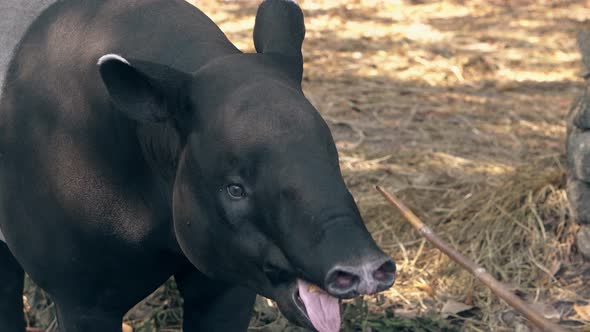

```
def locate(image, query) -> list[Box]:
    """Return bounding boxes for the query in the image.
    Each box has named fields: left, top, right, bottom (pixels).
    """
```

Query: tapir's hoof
left=577, top=225, right=590, bottom=259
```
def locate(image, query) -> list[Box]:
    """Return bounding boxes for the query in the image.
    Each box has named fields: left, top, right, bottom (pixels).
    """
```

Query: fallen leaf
left=530, top=302, right=560, bottom=320
left=414, top=282, right=434, bottom=297
left=574, top=302, right=590, bottom=321
left=441, top=300, right=475, bottom=318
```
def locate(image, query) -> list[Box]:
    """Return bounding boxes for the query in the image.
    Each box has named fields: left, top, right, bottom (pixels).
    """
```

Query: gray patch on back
left=0, top=227, right=4, bottom=243
left=0, top=0, right=56, bottom=93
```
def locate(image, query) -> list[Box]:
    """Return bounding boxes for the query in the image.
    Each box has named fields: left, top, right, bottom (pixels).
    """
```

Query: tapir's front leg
left=175, top=266, right=256, bottom=332
left=0, top=242, right=25, bottom=332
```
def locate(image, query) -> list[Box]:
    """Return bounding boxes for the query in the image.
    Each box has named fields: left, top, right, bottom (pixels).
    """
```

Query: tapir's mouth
left=290, top=279, right=341, bottom=332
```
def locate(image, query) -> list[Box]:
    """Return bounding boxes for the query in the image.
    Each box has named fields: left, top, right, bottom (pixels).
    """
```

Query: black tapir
left=0, top=1, right=396, bottom=331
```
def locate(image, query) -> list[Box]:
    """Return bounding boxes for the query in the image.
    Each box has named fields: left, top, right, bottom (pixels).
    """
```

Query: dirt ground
left=23, top=0, right=590, bottom=331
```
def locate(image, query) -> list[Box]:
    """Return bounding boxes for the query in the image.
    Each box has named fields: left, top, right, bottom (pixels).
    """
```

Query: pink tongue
left=297, top=279, right=341, bottom=332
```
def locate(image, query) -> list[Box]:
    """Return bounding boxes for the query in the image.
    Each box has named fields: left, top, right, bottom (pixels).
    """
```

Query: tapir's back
left=3, top=0, right=238, bottom=94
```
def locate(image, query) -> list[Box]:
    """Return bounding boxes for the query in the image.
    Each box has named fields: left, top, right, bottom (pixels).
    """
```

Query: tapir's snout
left=276, top=182, right=397, bottom=302
left=324, top=255, right=396, bottom=298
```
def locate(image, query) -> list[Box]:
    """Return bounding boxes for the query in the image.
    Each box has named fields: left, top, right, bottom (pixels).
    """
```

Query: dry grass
left=24, top=0, right=590, bottom=331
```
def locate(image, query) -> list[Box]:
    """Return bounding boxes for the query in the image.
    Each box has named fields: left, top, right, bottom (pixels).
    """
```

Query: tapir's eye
left=227, top=184, right=246, bottom=199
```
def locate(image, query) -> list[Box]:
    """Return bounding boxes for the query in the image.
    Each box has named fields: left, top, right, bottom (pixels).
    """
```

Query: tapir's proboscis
left=0, top=1, right=396, bottom=331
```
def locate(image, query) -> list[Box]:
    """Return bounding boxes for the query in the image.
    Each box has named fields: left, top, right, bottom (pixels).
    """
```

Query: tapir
left=0, top=0, right=396, bottom=331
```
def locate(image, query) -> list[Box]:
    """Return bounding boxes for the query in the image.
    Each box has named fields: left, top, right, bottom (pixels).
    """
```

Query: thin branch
left=376, top=186, right=567, bottom=332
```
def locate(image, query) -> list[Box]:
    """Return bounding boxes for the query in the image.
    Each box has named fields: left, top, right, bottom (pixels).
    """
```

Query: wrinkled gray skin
left=0, top=0, right=396, bottom=331
left=566, top=31, right=590, bottom=258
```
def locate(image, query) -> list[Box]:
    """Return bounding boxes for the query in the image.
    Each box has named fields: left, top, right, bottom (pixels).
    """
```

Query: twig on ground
left=376, top=186, right=567, bottom=332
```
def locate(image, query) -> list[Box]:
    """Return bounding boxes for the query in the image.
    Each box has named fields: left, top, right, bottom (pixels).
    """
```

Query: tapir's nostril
left=325, top=257, right=396, bottom=298
left=325, top=269, right=360, bottom=297
left=332, top=270, right=359, bottom=289
left=374, top=260, right=396, bottom=282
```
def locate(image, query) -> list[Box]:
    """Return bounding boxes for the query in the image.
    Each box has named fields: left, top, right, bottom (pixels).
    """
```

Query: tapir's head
left=98, top=0, right=394, bottom=330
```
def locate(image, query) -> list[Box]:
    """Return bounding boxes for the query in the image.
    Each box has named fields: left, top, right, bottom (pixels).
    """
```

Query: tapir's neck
left=136, top=121, right=183, bottom=188
left=136, top=121, right=186, bottom=253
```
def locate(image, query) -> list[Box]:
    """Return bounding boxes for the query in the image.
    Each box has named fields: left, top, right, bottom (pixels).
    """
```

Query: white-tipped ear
left=97, top=53, right=130, bottom=66
left=0, top=228, right=5, bottom=243
left=98, top=55, right=191, bottom=123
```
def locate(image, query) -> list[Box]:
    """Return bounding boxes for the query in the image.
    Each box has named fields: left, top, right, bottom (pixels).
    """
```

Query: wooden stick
left=376, top=186, right=567, bottom=332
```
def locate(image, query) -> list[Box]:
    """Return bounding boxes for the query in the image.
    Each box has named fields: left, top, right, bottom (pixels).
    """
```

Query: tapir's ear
left=253, top=0, right=305, bottom=83
left=98, top=54, right=190, bottom=122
